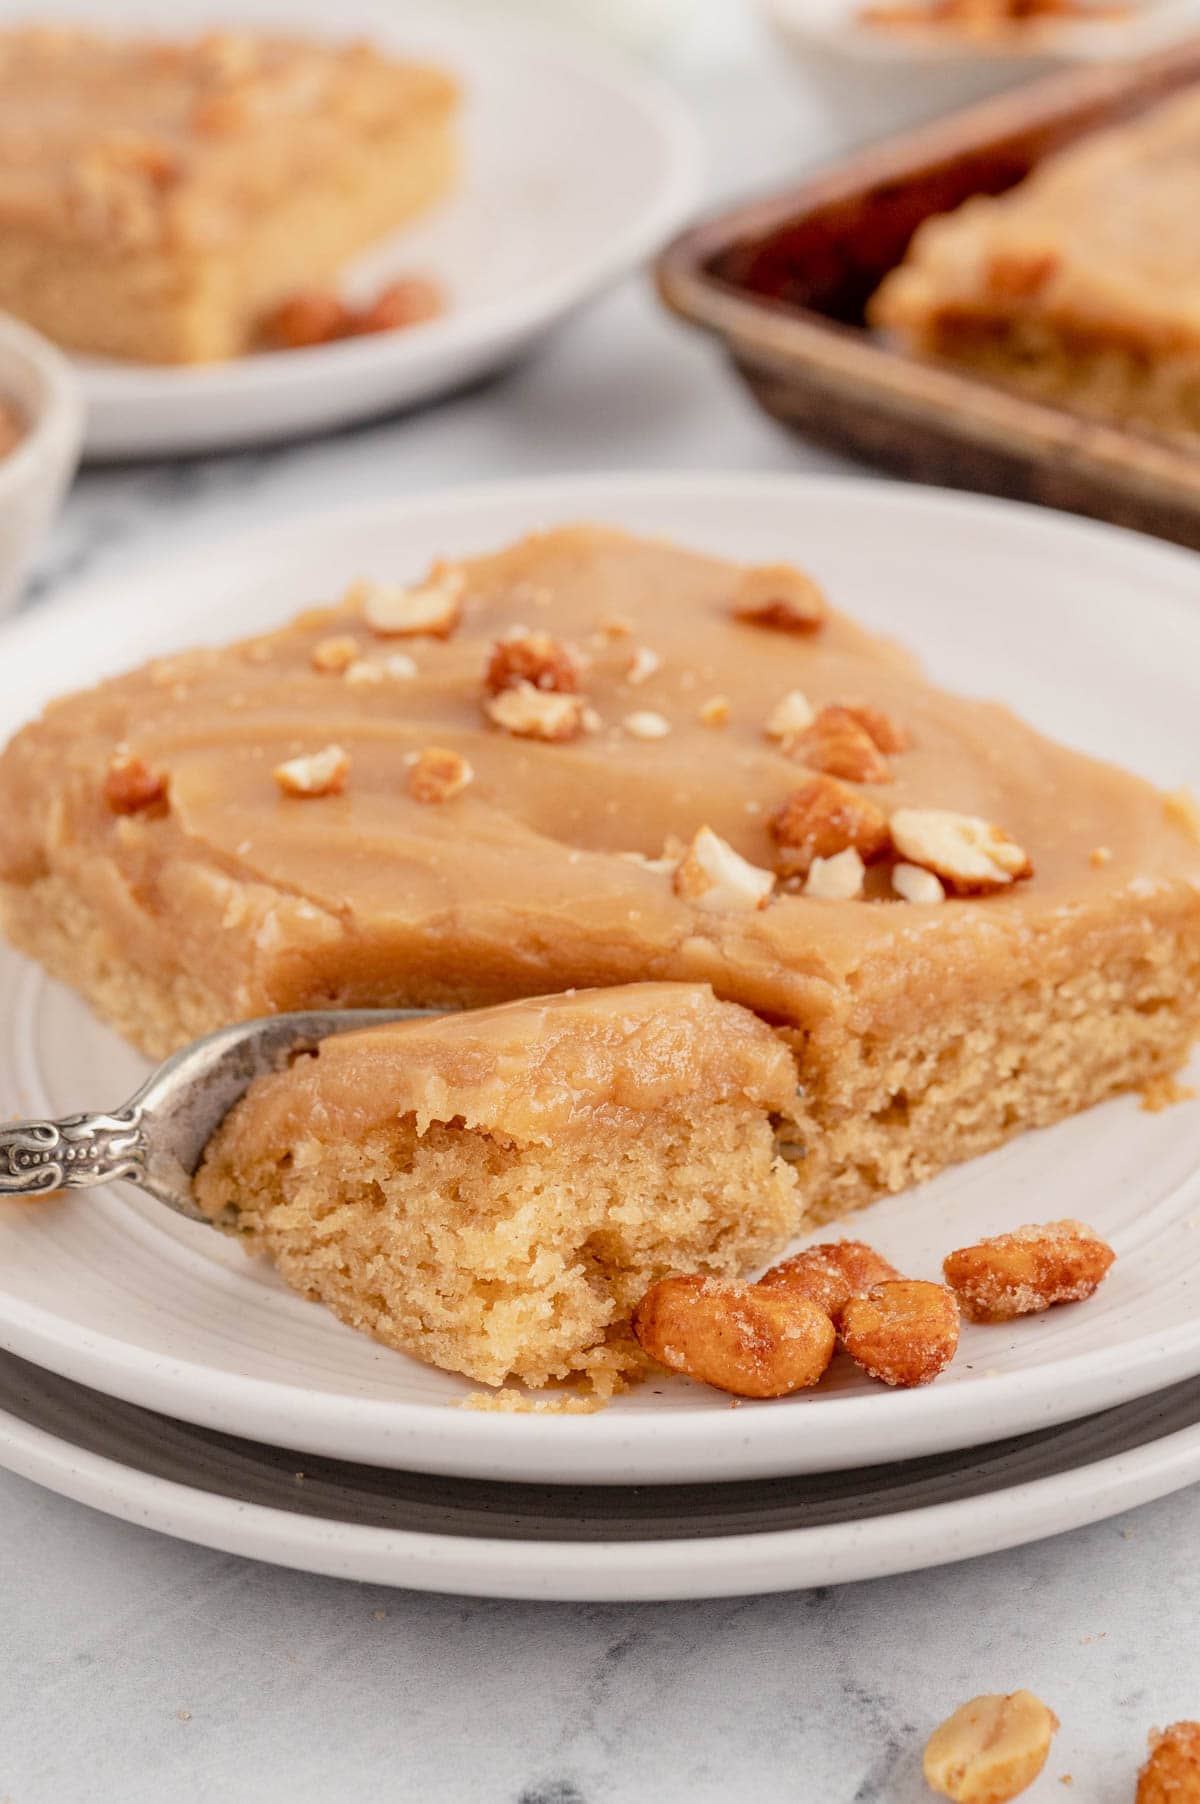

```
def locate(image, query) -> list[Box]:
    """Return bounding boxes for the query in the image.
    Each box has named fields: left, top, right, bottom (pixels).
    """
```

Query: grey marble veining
left=1, top=1468, right=1195, bottom=1804
left=4, top=9, right=1198, bottom=1800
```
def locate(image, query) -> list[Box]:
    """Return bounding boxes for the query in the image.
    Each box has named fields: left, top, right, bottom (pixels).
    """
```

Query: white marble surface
left=3, top=7, right=1198, bottom=1800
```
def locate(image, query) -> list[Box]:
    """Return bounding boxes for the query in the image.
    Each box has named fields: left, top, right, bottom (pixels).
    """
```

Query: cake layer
left=0, top=27, right=458, bottom=362
left=3, top=523, right=1199, bottom=1218
left=869, top=90, right=1200, bottom=439
left=195, top=985, right=802, bottom=1388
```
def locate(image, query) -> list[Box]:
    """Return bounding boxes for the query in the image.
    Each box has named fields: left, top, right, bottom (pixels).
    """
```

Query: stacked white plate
left=2, top=474, right=1199, bottom=1599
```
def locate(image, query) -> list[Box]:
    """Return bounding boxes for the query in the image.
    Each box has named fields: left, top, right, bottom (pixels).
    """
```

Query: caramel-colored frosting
left=0, top=27, right=457, bottom=249
left=2, top=525, right=1198, bottom=1041
left=871, top=89, right=1200, bottom=354
left=201, top=984, right=799, bottom=1171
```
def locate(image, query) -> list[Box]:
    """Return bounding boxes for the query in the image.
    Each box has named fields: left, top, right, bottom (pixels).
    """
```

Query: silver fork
left=0, top=1009, right=438, bottom=1225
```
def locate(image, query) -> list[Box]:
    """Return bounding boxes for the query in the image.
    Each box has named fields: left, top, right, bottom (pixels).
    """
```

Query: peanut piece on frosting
left=838, top=1280, right=959, bottom=1387
left=732, top=563, right=827, bottom=633
left=356, top=564, right=465, bottom=639
left=310, top=634, right=360, bottom=673
left=770, top=774, right=891, bottom=879
left=1137, top=1722, right=1200, bottom=1804
left=893, top=862, right=946, bottom=905
left=673, top=826, right=775, bottom=912
left=924, top=1692, right=1059, bottom=1803
left=834, top=699, right=910, bottom=754
left=104, top=750, right=167, bottom=816
left=803, top=847, right=866, bottom=900
left=345, top=652, right=418, bottom=686
left=697, top=695, right=730, bottom=728
left=484, top=681, right=583, bottom=742
left=891, top=808, right=1033, bottom=895
left=623, top=710, right=671, bottom=741
left=484, top=629, right=582, bottom=697
left=764, top=689, right=815, bottom=743
left=632, top=1275, right=836, bottom=1398
left=790, top=705, right=892, bottom=784
left=759, top=1240, right=902, bottom=1317
left=1165, top=787, right=1200, bottom=845
left=944, top=1220, right=1115, bottom=1323
left=273, top=744, right=350, bottom=798
left=406, top=746, right=474, bottom=804
left=625, top=645, right=661, bottom=686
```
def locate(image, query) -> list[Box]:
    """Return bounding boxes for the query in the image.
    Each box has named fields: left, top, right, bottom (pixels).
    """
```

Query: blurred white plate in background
left=0, top=0, right=700, bottom=459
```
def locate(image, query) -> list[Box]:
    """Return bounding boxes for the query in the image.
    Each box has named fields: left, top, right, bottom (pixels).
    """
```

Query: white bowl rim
left=0, top=310, right=85, bottom=499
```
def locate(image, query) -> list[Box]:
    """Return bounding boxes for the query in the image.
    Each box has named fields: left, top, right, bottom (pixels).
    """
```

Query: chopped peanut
left=838, top=1280, right=959, bottom=1387
left=732, top=563, right=827, bottom=633
left=759, top=1240, right=902, bottom=1317
left=944, top=1220, right=1115, bottom=1323
left=623, top=710, right=671, bottom=740
left=484, top=630, right=581, bottom=697
left=770, top=774, right=891, bottom=878
left=632, top=1274, right=836, bottom=1398
left=625, top=646, right=661, bottom=686
left=485, top=681, right=583, bottom=742
left=406, top=746, right=474, bottom=804
left=804, top=846, right=866, bottom=900
left=764, top=689, right=815, bottom=743
left=893, top=861, right=946, bottom=904
left=345, top=652, right=418, bottom=686
left=104, top=750, right=167, bottom=816
left=834, top=698, right=910, bottom=754
left=891, top=807, right=1033, bottom=894
left=1137, top=1722, right=1200, bottom=1804
left=273, top=744, right=350, bottom=799
left=790, top=705, right=892, bottom=784
left=356, top=564, right=465, bottom=639
left=673, top=826, right=775, bottom=912
left=310, top=634, right=360, bottom=673
left=698, top=695, right=731, bottom=728
left=924, top=1692, right=1059, bottom=1804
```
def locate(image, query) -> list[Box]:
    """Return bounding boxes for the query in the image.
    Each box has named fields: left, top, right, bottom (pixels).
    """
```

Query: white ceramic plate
left=1, top=474, right=1199, bottom=1484
left=3, top=1348, right=1200, bottom=1598
left=7, top=0, right=700, bottom=460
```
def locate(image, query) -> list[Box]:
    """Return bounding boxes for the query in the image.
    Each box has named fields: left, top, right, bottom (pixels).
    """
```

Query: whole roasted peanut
left=944, top=1220, right=1115, bottom=1324
left=758, top=1240, right=902, bottom=1317
left=923, top=1691, right=1059, bottom=1804
left=350, top=276, right=443, bottom=335
left=632, top=1274, right=835, bottom=1399
left=259, top=289, right=352, bottom=349
left=838, top=1280, right=959, bottom=1388
left=1137, top=1722, right=1200, bottom=1804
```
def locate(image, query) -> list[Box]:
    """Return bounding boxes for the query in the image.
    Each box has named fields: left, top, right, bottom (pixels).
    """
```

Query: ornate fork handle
left=0, top=1110, right=146, bottom=1196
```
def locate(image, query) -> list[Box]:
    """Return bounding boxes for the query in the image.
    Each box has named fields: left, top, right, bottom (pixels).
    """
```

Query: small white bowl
left=0, top=313, right=84, bottom=618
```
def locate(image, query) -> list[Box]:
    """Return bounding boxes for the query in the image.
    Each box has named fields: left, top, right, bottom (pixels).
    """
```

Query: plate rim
left=3, top=1370, right=1199, bottom=1599
left=4, top=470, right=1200, bottom=1485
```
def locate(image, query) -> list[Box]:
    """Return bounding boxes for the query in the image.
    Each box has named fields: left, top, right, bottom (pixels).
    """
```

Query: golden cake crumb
left=195, top=985, right=802, bottom=1389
